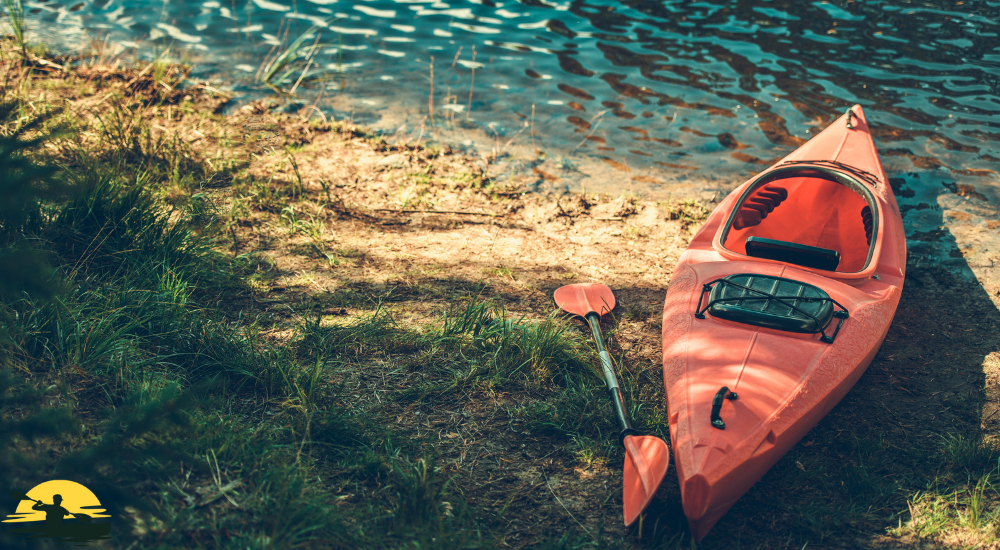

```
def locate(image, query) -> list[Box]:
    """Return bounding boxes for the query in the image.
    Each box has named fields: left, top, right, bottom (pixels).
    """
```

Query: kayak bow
left=662, top=105, right=906, bottom=540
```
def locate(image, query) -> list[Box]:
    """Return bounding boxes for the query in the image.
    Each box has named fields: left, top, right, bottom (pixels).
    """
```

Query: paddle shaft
left=585, top=312, right=637, bottom=445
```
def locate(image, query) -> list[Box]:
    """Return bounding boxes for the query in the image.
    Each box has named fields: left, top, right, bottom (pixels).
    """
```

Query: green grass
left=0, top=52, right=502, bottom=549
left=889, top=436, right=1000, bottom=546
left=90, top=95, right=210, bottom=192
left=1, top=0, right=26, bottom=60
left=258, top=23, right=336, bottom=94
left=389, top=300, right=581, bottom=402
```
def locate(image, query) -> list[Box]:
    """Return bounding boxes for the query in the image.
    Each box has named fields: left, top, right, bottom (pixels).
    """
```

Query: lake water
left=20, top=0, right=1000, bottom=269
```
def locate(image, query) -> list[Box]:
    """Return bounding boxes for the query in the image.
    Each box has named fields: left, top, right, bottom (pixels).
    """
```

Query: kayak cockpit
left=720, top=166, right=879, bottom=274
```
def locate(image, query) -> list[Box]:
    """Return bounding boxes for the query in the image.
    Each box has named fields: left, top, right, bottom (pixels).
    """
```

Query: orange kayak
left=661, top=105, right=906, bottom=540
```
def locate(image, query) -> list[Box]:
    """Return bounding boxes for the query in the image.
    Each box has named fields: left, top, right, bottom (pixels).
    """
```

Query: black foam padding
left=707, top=274, right=835, bottom=333
left=745, top=236, right=841, bottom=271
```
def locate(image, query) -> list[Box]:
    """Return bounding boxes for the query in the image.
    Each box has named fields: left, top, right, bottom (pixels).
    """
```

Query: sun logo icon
left=3, top=480, right=112, bottom=544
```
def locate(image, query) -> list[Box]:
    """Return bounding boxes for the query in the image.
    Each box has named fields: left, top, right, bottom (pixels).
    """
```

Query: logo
left=3, top=480, right=111, bottom=544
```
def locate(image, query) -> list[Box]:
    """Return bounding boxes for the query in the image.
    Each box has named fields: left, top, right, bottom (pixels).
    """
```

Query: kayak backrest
left=721, top=166, right=879, bottom=274
left=745, top=237, right=840, bottom=271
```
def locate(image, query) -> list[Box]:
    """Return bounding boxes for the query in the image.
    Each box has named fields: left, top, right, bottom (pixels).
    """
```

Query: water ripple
left=28, top=0, right=1000, bottom=237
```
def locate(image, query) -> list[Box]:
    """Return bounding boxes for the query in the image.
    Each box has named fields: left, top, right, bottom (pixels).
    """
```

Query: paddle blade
left=10, top=492, right=31, bottom=501
left=622, top=434, right=670, bottom=526
left=554, top=283, right=616, bottom=318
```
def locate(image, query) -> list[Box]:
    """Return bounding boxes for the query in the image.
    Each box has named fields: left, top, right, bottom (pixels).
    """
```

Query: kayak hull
left=662, top=105, right=905, bottom=540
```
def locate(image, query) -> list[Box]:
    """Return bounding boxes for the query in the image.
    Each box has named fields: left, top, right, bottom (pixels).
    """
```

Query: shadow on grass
left=322, top=181, right=1000, bottom=548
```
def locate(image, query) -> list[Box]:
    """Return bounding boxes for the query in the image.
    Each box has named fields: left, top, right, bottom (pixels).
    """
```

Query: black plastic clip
left=694, top=284, right=714, bottom=319
left=820, top=310, right=850, bottom=343
left=710, top=386, right=738, bottom=429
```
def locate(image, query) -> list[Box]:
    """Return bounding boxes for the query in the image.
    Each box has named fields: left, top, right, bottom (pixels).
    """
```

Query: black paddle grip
left=610, top=387, right=638, bottom=446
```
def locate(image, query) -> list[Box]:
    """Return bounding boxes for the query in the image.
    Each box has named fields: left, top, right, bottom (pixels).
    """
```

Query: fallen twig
left=373, top=209, right=497, bottom=217
left=543, top=472, right=596, bottom=542
left=27, top=53, right=65, bottom=71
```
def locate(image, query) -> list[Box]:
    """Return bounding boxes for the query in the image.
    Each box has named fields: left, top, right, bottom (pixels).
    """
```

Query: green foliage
left=0, top=101, right=69, bottom=304
left=380, top=456, right=490, bottom=548
left=0, top=374, right=199, bottom=549
left=942, top=433, right=1000, bottom=473
left=295, top=305, right=413, bottom=362
left=1, top=0, right=26, bottom=58
left=521, top=376, right=608, bottom=439
left=437, top=298, right=594, bottom=384
left=53, top=157, right=207, bottom=281
left=90, top=96, right=206, bottom=189
left=892, top=436, right=1000, bottom=545
left=258, top=23, right=336, bottom=93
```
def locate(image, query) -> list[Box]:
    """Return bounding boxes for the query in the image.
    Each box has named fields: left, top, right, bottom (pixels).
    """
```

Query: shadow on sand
left=634, top=175, right=1000, bottom=547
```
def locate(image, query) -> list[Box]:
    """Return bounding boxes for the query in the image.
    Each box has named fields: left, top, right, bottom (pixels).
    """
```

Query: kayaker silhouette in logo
left=32, top=494, right=70, bottom=527
left=2, top=480, right=112, bottom=544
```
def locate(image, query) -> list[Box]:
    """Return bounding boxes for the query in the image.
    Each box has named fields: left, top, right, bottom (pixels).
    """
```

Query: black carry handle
left=846, top=108, right=858, bottom=129
left=586, top=313, right=637, bottom=445
left=710, top=386, right=738, bottom=429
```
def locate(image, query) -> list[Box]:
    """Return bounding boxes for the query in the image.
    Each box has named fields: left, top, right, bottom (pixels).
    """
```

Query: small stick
left=26, top=54, right=64, bottom=71
left=451, top=46, right=463, bottom=68
left=466, top=45, right=475, bottom=120
left=259, top=20, right=288, bottom=78
left=489, top=123, right=500, bottom=160
left=624, top=158, right=633, bottom=195
left=499, top=121, right=529, bottom=156
left=245, top=0, right=254, bottom=58
left=298, top=104, right=326, bottom=123
left=232, top=0, right=240, bottom=57
left=544, top=473, right=596, bottom=542
left=337, top=32, right=344, bottom=90
left=574, top=109, right=609, bottom=150
left=414, top=120, right=425, bottom=145
left=442, top=95, right=447, bottom=125
left=428, top=56, right=434, bottom=127
left=530, top=103, right=536, bottom=153
left=255, top=19, right=284, bottom=80
left=373, top=209, right=496, bottom=217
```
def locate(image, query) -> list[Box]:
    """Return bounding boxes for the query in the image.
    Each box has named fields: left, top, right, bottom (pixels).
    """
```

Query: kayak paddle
left=10, top=492, right=92, bottom=522
left=553, top=283, right=670, bottom=526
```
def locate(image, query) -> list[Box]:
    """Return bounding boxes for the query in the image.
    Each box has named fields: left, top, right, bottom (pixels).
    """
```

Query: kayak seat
left=732, top=185, right=788, bottom=230
left=745, top=236, right=840, bottom=271
left=695, top=274, right=849, bottom=342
